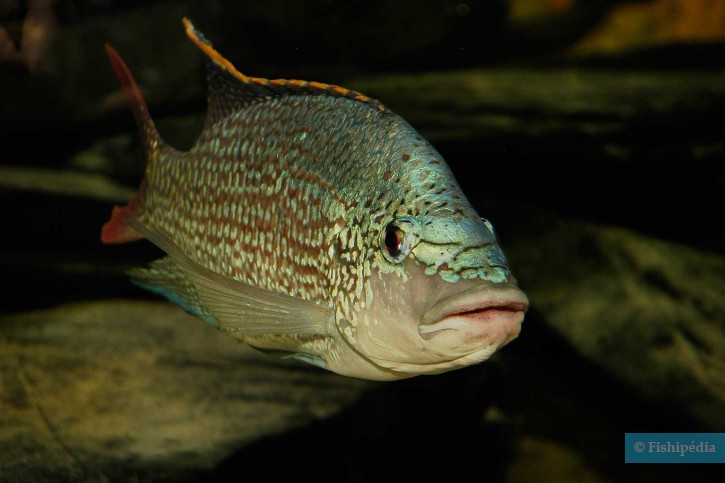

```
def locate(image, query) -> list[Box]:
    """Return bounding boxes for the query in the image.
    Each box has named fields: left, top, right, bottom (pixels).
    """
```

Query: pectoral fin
left=125, top=218, right=333, bottom=337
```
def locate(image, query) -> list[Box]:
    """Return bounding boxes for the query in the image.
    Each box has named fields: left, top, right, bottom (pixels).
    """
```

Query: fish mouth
left=418, top=285, right=528, bottom=340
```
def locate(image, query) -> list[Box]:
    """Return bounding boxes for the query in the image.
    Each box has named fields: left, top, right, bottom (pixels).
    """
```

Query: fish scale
left=140, top=102, right=342, bottom=304
left=102, top=18, right=528, bottom=380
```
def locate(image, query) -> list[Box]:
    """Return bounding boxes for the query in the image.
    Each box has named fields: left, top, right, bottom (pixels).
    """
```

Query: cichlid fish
left=102, top=19, right=528, bottom=381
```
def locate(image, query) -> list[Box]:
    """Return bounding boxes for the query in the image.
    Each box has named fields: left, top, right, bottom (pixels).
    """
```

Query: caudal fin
left=101, top=186, right=146, bottom=244
left=105, top=44, right=162, bottom=153
left=101, top=44, right=162, bottom=245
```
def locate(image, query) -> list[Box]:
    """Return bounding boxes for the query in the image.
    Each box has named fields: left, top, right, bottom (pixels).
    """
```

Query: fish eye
left=384, top=225, right=402, bottom=258
left=380, top=218, right=421, bottom=264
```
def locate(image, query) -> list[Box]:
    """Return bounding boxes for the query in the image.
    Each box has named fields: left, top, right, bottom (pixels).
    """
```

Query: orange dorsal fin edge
left=182, top=17, right=386, bottom=113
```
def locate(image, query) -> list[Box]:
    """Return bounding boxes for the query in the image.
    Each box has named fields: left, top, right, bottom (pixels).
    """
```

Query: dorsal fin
left=182, top=18, right=386, bottom=128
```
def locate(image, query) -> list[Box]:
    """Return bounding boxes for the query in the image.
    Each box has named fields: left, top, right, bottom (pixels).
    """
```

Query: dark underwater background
left=1, top=1, right=723, bottom=481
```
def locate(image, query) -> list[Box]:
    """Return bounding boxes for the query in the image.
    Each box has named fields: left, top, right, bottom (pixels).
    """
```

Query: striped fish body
left=102, top=20, right=528, bottom=381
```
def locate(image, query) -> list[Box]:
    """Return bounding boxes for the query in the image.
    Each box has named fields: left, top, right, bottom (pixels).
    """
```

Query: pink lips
left=447, top=301, right=528, bottom=318
left=418, top=287, right=529, bottom=340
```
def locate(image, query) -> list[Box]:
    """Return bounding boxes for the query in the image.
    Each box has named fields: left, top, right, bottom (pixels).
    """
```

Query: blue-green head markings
left=299, top=100, right=511, bottom=285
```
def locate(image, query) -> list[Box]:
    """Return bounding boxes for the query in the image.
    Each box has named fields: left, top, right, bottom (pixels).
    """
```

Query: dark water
left=1, top=1, right=723, bottom=482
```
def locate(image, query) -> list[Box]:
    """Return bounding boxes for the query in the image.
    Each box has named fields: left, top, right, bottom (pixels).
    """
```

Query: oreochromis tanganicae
left=102, top=18, right=528, bottom=380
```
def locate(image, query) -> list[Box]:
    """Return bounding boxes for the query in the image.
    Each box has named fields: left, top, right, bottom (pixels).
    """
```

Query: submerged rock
left=508, top=221, right=725, bottom=430
left=0, top=300, right=371, bottom=481
left=0, top=165, right=135, bottom=203
left=507, top=435, right=611, bottom=483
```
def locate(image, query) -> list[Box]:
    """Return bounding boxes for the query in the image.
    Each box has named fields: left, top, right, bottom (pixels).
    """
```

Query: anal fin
left=253, top=347, right=328, bottom=370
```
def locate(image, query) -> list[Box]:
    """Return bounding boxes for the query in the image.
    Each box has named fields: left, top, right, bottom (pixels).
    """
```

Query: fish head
left=319, top=108, right=528, bottom=379
left=332, top=190, right=527, bottom=379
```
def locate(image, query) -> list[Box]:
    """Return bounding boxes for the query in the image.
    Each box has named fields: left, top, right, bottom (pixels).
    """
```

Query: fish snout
left=418, top=284, right=528, bottom=348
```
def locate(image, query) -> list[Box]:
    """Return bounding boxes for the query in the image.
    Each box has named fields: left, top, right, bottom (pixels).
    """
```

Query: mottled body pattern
left=103, top=19, right=528, bottom=380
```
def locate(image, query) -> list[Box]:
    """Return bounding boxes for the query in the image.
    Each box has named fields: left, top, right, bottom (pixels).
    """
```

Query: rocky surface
left=0, top=300, right=372, bottom=482
left=507, top=218, right=725, bottom=430
left=0, top=165, right=134, bottom=202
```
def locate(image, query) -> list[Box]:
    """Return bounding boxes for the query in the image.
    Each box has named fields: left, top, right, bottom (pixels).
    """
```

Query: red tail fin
left=101, top=185, right=146, bottom=244
left=101, top=45, right=161, bottom=245
left=105, top=44, right=161, bottom=154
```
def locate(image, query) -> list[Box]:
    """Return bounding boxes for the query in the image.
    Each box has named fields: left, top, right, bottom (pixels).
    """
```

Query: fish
left=101, top=18, right=528, bottom=381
